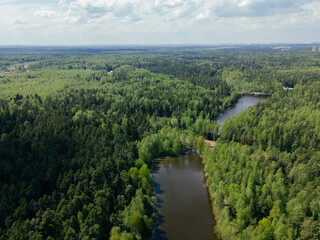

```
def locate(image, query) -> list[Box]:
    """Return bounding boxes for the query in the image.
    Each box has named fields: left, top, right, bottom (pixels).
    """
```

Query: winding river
left=152, top=95, right=266, bottom=240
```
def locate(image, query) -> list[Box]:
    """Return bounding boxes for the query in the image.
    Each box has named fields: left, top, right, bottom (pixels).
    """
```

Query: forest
left=0, top=45, right=319, bottom=239
left=202, top=76, right=320, bottom=237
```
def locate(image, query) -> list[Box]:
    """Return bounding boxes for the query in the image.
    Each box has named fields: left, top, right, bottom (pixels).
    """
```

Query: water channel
left=152, top=95, right=267, bottom=240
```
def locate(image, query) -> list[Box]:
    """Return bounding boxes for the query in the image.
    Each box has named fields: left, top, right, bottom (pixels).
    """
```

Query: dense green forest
left=0, top=48, right=229, bottom=239
left=203, top=83, right=320, bottom=239
left=0, top=46, right=319, bottom=239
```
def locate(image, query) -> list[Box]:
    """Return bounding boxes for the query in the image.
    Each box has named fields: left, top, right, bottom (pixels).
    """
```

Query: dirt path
left=204, top=139, right=216, bottom=148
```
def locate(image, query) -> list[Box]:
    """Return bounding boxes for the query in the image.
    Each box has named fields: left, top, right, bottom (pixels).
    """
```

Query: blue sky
left=1, top=0, right=320, bottom=45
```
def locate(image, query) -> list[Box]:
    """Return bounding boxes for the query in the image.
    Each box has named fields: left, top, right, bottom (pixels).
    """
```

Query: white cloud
left=196, top=11, right=210, bottom=20
left=154, top=0, right=184, bottom=8
left=0, top=0, right=320, bottom=44
left=12, top=16, right=27, bottom=25
left=35, top=10, right=58, bottom=18
left=212, top=0, right=320, bottom=17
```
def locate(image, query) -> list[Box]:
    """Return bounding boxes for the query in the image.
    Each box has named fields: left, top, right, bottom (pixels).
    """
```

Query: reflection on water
left=152, top=95, right=267, bottom=240
left=153, top=154, right=217, bottom=240
left=217, top=95, right=266, bottom=132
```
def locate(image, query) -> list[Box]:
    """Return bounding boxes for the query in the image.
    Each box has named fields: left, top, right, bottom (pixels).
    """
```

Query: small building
left=283, top=86, right=294, bottom=90
left=312, top=46, right=317, bottom=52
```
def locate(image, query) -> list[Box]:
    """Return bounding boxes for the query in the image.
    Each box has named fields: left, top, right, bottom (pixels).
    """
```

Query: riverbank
left=199, top=94, right=269, bottom=239
left=196, top=139, right=221, bottom=240
left=238, top=91, right=272, bottom=96
left=152, top=95, right=268, bottom=240
left=197, top=149, right=221, bottom=239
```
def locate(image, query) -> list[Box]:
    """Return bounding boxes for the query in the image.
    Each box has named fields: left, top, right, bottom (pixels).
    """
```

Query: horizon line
left=0, top=42, right=320, bottom=47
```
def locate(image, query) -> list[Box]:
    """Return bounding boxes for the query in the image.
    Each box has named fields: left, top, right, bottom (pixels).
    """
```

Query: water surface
left=152, top=95, right=267, bottom=240
left=217, top=95, right=266, bottom=132
left=153, top=154, right=217, bottom=240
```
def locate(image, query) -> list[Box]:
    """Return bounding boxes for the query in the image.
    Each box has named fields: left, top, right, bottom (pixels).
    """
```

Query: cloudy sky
left=1, top=0, right=320, bottom=45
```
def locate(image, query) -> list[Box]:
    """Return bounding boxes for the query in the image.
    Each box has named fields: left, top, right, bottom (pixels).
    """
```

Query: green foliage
left=196, top=136, right=205, bottom=154
left=204, top=83, right=320, bottom=239
left=138, top=127, right=196, bottom=163
left=194, top=115, right=219, bottom=140
left=221, top=83, right=320, bottom=152
left=120, top=189, right=155, bottom=239
left=109, top=226, right=133, bottom=240
left=129, top=213, right=143, bottom=234
left=0, top=51, right=232, bottom=239
left=1, top=46, right=320, bottom=239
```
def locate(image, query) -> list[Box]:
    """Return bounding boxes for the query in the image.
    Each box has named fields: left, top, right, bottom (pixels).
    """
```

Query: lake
left=152, top=95, right=267, bottom=240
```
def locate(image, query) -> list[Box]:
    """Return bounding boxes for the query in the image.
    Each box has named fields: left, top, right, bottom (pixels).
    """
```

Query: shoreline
left=197, top=150, right=221, bottom=239
left=238, top=91, right=272, bottom=97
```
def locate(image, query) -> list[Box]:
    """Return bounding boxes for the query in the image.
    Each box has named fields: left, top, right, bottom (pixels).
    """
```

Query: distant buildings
left=311, top=46, right=320, bottom=52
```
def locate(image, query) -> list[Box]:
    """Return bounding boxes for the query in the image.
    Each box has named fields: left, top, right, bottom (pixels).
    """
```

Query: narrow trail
left=194, top=136, right=216, bottom=148
left=204, top=139, right=216, bottom=148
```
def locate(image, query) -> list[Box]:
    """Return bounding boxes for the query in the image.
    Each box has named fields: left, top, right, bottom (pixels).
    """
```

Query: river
left=217, top=95, right=267, bottom=132
left=152, top=95, right=266, bottom=240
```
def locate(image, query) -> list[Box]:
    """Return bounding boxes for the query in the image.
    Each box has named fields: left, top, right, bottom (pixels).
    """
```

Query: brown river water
left=152, top=95, right=266, bottom=240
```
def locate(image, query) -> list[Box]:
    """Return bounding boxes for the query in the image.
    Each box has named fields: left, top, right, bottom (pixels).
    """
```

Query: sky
left=0, top=0, right=320, bottom=45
